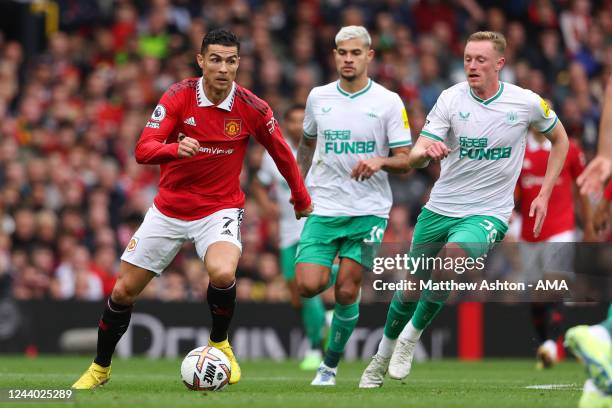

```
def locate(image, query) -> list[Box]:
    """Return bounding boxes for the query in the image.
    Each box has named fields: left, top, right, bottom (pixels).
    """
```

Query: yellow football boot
left=71, top=362, right=111, bottom=389
left=209, top=338, right=241, bottom=384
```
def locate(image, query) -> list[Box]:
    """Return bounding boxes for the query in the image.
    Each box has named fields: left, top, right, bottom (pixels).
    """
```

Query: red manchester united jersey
left=135, top=77, right=310, bottom=220
left=517, top=134, right=585, bottom=242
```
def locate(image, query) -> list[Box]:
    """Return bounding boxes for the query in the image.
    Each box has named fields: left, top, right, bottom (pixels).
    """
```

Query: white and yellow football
left=180, top=346, right=231, bottom=391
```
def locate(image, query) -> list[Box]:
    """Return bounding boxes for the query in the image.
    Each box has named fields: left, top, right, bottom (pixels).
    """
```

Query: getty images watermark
left=370, top=253, right=567, bottom=292
left=360, top=241, right=612, bottom=302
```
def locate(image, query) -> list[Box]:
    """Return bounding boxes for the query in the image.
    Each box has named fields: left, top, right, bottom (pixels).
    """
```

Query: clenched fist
left=424, top=141, right=450, bottom=161
left=177, top=136, right=200, bottom=158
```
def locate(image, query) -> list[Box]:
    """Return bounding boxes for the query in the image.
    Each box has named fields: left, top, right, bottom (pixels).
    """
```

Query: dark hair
left=201, top=29, right=240, bottom=54
left=284, top=103, right=306, bottom=120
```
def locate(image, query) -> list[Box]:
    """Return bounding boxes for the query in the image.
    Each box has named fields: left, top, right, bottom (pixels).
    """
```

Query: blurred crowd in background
left=0, top=0, right=610, bottom=303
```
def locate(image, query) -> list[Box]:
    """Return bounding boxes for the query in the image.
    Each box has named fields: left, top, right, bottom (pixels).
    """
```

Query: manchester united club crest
left=224, top=119, right=242, bottom=138
left=126, top=237, right=139, bottom=252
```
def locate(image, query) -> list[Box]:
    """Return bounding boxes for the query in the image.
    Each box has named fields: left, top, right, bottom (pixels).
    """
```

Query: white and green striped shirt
left=421, top=81, right=559, bottom=223
left=303, top=79, right=412, bottom=218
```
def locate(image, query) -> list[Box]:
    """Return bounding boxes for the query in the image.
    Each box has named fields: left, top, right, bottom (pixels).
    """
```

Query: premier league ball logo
left=151, top=104, right=166, bottom=122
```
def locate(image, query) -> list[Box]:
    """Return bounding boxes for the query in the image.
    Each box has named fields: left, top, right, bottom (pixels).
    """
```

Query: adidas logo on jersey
left=184, top=116, right=196, bottom=126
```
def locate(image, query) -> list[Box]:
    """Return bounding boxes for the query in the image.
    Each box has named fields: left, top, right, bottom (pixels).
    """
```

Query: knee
left=335, top=284, right=359, bottom=304
left=295, top=264, right=329, bottom=298
left=296, top=279, right=322, bottom=298
left=335, top=271, right=361, bottom=304
left=208, top=269, right=235, bottom=288
left=205, top=251, right=238, bottom=288
left=111, top=282, right=138, bottom=305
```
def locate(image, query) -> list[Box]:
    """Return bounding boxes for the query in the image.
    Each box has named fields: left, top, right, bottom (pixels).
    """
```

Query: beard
left=340, top=72, right=357, bottom=81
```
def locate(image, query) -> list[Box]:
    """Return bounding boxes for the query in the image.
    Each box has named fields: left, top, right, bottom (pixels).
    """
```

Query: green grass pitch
left=0, top=356, right=587, bottom=408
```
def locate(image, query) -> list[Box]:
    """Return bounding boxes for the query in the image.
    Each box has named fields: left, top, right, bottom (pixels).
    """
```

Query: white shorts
left=120, top=206, right=244, bottom=275
left=519, top=230, right=576, bottom=282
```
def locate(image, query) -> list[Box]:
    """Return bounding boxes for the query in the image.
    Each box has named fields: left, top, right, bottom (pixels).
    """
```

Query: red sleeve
left=134, top=87, right=183, bottom=164
left=568, top=142, right=586, bottom=179
left=604, top=180, right=612, bottom=201
left=252, top=107, right=311, bottom=211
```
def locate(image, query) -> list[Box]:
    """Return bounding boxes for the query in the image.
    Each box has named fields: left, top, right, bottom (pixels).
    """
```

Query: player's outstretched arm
left=530, top=122, right=570, bottom=237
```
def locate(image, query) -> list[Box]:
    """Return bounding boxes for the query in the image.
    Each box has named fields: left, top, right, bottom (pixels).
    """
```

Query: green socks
left=384, top=288, right=449, bottom=337
left=301, top=296, right=326, bottom=349
left=410, top=288, right=448, bottom=330
left=411, top=299, right=445, bottom=330
left=384, top=290, right=418, bottom=339
left=324, top=300, right=359, bottom=368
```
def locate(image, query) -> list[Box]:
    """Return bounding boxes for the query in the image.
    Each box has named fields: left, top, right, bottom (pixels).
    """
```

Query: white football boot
left=359, top=354, right=390, bottom=388
left=311, top=363, right=337, bottom=386
left=388, top=338, right=418, bottom=380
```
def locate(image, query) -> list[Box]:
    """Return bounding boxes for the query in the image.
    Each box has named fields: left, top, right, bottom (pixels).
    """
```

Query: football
left=180, top=346, right=231, bottom=391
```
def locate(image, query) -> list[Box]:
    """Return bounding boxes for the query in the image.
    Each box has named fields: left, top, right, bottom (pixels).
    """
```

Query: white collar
left=527, top=131, right=551, bottom=151
left=196, top=76, right=236, bottom=111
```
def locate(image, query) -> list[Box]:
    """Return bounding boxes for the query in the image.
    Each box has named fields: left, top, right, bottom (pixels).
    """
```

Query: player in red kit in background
left=72, top=29, right=313, bottom=389
left=516, top=126, right=594, bottom=369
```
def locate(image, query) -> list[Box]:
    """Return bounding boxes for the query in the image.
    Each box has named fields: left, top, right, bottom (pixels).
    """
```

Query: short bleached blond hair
left=467, top=31, right=507, bottom=55
left=335, top=26, right=371, bottom=48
